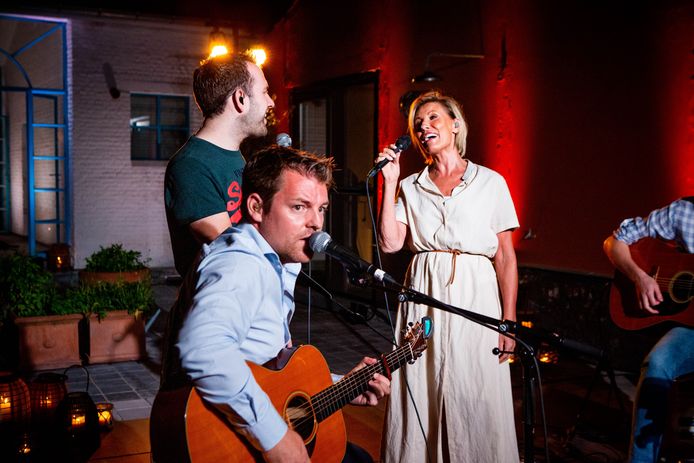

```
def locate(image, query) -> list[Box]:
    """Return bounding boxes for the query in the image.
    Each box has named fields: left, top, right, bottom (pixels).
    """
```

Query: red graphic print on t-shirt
left=227, top=181, right=242, bottom=224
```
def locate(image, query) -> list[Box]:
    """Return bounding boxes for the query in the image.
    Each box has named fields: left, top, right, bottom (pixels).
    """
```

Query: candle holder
left=47, top=243, right=72, bottom=272
left=54, top=365, right=99, bottom=460
left=0, top=372, right=31, bottom=461
left=29, top=372, right=67, bottom=428
left=96, top=402, right=114, bottom=431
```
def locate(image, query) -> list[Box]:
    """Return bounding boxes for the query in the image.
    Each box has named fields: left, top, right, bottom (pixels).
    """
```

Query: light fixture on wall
left=412, top=52, right=484, bottom=83
left=248, top=47, right=268, bottom=67
left=208, top=26, right=230, bottom=59
left=102, top=63, right=121, bottom=99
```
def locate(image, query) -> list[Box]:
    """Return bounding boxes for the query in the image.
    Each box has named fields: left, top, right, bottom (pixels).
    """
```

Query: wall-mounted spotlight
left=208, top=26, right=230, bottom=59
left=248, top=47, right=267, bottom=67
left=412, top=52, right=484, bottom=83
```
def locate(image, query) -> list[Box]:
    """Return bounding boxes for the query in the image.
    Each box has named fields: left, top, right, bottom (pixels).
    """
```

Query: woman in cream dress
left=378, top=91, right=520, bottom=462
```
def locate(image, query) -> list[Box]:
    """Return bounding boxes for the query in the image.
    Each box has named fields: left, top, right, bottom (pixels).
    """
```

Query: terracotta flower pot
left=87, top=311, right=145, bottom=364
left=15, top=314, right=82, bottom=371
left=78, top=268, right=150, bottom=286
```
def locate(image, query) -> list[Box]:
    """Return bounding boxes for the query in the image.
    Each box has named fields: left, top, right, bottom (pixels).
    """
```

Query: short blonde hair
left=408, top=91, right=468, bottom=161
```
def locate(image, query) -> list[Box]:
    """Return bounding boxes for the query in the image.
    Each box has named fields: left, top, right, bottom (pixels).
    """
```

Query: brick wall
left=69, top=16, right=206, bottom=267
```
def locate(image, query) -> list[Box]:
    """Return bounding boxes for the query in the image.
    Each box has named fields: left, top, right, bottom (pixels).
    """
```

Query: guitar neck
left=311, top=343, right=413, bottom=422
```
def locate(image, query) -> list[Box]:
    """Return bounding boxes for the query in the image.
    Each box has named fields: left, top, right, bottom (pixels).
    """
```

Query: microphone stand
left=351, top=272, right=547, bottom=463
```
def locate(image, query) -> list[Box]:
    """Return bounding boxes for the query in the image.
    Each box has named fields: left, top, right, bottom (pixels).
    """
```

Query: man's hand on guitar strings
left=635, top=273, right=663, bottom=314
left=348, top=357, right=391, bottom=406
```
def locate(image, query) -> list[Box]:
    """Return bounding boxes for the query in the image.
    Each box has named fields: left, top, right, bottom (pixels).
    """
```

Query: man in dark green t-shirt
left=165, top=53, right=275, bottom=276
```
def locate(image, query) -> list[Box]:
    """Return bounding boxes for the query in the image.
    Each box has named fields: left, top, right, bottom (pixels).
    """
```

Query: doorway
left=291, top=72, right=378, bottom=302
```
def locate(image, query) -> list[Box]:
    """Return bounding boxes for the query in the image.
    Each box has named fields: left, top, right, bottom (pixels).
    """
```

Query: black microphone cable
left=365, top=139, right=433, bottom=463
left=299, top=270, right=398, bottom=348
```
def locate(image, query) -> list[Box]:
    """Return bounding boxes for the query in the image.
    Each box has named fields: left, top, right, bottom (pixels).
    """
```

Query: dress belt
left=415, top=250, right=463, bottom=286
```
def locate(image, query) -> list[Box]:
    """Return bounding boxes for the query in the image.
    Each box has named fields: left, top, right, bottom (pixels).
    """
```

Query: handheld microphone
left=309, top=231, right=398, bottom=285
left=367, top=135, right=412, bottom=178
left=276, top=133, right=292, bottom=147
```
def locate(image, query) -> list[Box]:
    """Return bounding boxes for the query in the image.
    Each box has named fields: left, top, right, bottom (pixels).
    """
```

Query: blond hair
left=408, top=91, right=468, bottom=161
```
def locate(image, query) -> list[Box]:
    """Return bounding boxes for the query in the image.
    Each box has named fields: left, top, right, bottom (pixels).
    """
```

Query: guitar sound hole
left=284, top=393, right=317, bottom=446
left=669, top=272, right=694, bottom=306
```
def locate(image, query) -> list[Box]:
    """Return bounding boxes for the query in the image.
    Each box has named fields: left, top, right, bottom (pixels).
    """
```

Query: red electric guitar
left=609, top=238, right=694, bottom=330
left=150, top=318, right=432, bottom=463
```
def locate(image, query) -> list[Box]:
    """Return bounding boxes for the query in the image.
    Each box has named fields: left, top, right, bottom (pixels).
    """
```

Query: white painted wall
left=70, top=16, right=206, bottom=268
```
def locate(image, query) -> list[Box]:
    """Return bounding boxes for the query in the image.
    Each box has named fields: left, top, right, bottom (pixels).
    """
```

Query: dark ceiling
left=9, top=0, right=294, bottom=35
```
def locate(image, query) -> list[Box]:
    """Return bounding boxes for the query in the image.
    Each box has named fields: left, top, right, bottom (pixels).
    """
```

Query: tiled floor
left=50, top=362, right=160, bottom=421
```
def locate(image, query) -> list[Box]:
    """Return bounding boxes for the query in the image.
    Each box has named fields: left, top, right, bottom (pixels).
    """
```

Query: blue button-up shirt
left=614, top=198, right=694, bottom=253
left=176, top=223, right=300, bottom=452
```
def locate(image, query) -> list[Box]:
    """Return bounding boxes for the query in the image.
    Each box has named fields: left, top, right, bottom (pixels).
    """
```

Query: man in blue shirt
left=163, top=146, right=390, bottom=463
left=603, top=197, right=694, bottom=462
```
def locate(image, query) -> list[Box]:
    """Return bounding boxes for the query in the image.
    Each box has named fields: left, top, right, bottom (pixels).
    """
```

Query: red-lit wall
left=266, top=0, right=693, bottom=276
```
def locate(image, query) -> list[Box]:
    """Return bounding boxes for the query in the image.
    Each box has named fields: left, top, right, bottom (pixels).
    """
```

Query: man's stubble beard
left=240, top=109, right=268, bottom=138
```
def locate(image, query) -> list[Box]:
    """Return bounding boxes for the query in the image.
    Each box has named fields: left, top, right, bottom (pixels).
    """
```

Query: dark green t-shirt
left=165, top=136, right=245, bottom=276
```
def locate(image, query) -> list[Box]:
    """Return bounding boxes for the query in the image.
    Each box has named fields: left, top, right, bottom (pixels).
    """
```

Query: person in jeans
left=603, top=197, right=694, bottom=462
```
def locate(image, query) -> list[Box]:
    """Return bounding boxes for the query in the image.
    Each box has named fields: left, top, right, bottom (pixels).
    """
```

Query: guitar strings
left=305, top=346, right=409, bottom=418
left=652, top=276, right=693, bottom=291
left=288, top=343, right=416, bottom=430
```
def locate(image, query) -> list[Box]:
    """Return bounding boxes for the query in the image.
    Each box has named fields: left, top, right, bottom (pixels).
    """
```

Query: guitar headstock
left=402, top=316, right=433, bottom=362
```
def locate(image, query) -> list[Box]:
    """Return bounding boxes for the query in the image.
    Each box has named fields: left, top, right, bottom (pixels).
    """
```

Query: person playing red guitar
left=603, top=197, right=694, bottom=463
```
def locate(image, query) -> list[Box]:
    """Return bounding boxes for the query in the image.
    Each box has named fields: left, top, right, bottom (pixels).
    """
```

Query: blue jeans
left=629, top=326, right=694, bottom=462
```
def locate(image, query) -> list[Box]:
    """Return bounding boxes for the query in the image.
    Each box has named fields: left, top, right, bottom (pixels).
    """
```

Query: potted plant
left=80, top=280, right=155, bottom=364
left=79, top=243, right=150, bottom=285
left=0, top=254, right=83, bottom=371
left=77, top=244, right=154, bottom=363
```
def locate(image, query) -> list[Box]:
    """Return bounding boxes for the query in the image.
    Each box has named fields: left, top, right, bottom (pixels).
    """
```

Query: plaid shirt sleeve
left=613, top=199, right=694, bottom=252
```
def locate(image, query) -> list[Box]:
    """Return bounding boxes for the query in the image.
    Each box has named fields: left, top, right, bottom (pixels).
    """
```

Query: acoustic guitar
left=150, top=317, right=432, bottom=463
left=609, top=238, right=693, bottom=330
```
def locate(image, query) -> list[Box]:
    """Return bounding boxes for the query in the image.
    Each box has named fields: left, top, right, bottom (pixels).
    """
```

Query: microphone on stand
left=309, top=231, right=398, bottom=285
left=276, top=133, right=292, bottom=147
left=367, top=135, right=412, bottom=178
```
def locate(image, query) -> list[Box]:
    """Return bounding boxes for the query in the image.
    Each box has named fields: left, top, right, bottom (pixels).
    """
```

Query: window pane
left=130, top=95, right=156, bottom=128
left=299, top=99, right=327, bottom=155
left=131, top=94, right=189, bottom=160
left=131, top=128, right=157, bottom=160
left=160, top=130, right=188, bottom=160
left=160, top=97, right=188, bottom=126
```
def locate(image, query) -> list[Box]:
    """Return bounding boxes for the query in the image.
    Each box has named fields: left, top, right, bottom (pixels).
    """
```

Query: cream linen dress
left=382, top=161, right=520, bottom=463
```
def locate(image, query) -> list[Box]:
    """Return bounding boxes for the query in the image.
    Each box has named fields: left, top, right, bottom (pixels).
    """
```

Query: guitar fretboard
left=311, top=342, right=414, bottom=422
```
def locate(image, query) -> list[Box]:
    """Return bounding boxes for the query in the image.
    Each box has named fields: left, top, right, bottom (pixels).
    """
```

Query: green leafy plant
left=0, top=254, right=57, bottom=318
left=75, top=281, right=155, bottom=320
left=84, top=244, right=149, bottom=272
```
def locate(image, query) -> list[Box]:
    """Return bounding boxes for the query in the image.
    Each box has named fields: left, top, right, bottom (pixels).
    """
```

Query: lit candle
left=18, top=433, right=31, bottom=455
left=0, top=395, right=11, bottom=422
left=96, top=403, right=114, bottom=430
left=98, top=410, right=112, bottom=426
left=71, top=413, right=86, bottom=427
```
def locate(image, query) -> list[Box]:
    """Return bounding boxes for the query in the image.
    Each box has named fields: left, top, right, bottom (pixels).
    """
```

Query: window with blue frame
left=130, top=94, right=189, bottom=160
